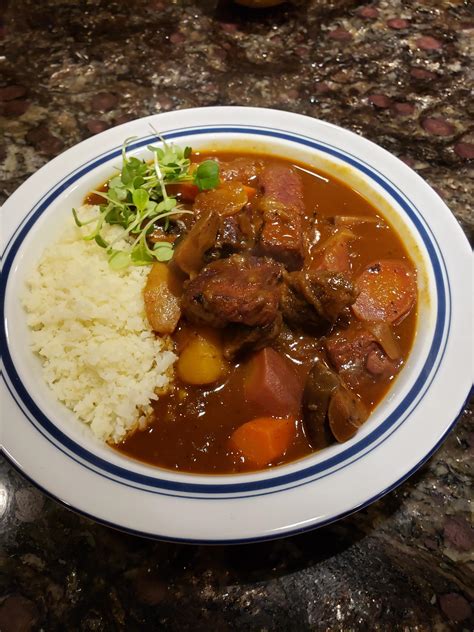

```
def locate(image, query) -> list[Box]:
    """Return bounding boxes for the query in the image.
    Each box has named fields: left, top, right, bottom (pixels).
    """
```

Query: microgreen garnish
left=73, top=135, right=220, bottom=268
left=194, top=160, right=220, bottom=191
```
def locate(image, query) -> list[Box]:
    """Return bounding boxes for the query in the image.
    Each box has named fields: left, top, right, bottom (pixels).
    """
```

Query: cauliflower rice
left=22, top=206, right=177, bottom=444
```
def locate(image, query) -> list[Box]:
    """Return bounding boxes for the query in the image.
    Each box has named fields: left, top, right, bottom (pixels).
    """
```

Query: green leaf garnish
left=108, top=250, right=131, bottom=270
left=72, top=207, right=96, bottom=228
left=131, top=239, right=154, bottom=265
left=153, top=241, right=174, bottom=262
left=194, top=159, right=220, bottom=191
left=132, top=188, right=149, bottom=212
left=95, top=234, right=108, bottom=248
left=74, top=134, right=220, bottom=269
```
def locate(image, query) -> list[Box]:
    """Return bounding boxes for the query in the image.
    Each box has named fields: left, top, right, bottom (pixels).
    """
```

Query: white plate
left=1, top=107, right=472, bottom=543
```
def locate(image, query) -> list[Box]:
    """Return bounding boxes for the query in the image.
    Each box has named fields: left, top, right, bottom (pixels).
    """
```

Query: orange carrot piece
left=167, top=182, right=256, bottom=205
left=229, top=417, right=296, bottom=467
left=166, top=182, right=200, bottom=202
left=242, top=184, right=257, bottom=200
left=352, top=259, right=417, bottom=324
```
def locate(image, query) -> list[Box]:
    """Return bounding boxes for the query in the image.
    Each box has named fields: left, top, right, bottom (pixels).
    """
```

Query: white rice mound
left=22, top=205, right=177, bottom=444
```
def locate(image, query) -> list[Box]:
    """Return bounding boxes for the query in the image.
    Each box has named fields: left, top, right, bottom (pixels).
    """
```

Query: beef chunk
left=365, top=347, right=398, bottom=377
left=280, top=275, right=327, bottom=333
left=325, top=323, right=400, bottom=387
left=281, top=270, right=358, bottom=332
left=223, top=315, right=282, bottom=360
left=326, top=324, right=377, bottom=372
left=218, top=216, right=243, bottom=250
left=260, top=163, right=305, bottom=211
left=257, top=164, right=305, bottom=270
left=182, top=254, right=282, bottom=329
left=205, top=215, right=247, bottom=261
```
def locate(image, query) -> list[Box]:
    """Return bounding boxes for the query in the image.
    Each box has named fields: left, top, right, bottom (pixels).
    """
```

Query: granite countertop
left=0, top=0, right=472, bottom=630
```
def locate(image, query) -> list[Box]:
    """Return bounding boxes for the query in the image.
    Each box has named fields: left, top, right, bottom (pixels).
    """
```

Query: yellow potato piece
left=177, top=335, right=225, bottom=385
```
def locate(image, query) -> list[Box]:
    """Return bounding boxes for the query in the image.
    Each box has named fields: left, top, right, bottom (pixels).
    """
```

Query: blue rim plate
left=1, top=107, right=472, bottom=542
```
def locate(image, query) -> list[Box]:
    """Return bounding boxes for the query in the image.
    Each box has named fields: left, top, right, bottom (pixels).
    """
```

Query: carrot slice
left=229, top=417, right=296, bottom=467
left=242, top=184, right=257, bottom=200
left=166, top=182, right=200, bottom=202
left=352, top=259, right=417, bottom=324
left=166, top=182, right=256, bottom=205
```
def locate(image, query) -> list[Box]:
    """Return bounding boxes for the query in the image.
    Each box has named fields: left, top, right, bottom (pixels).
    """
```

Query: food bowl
left=1, top=106, right=471, bottom=543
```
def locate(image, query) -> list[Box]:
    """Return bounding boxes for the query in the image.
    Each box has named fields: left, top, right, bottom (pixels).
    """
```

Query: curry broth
left=113, top=152, right=417, bottom=474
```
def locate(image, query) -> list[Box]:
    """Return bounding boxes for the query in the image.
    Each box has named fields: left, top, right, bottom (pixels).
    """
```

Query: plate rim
left=2, top=388, right=471, bottom=544
left=1, top=124, right=449, bottom=494
left=1, top=106, right=472, bottom=542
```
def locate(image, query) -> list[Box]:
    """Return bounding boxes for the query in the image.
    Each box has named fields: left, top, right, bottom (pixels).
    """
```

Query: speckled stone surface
left=1, top=1, right=473, bottom=630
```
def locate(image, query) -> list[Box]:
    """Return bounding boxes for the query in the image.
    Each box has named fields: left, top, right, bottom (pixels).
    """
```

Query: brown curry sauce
left=100, top=152, right=417, bottom=474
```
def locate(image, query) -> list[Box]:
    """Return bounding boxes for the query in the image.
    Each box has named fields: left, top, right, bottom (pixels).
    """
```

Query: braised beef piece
left=326, top=324, right=376, bottom=371
left=238, top=205, right=262, bottom=245
left=205, top=215, right=248, bottom=261
left=281, top=275, right=327, bottom=333
left=366, top=347, right=397, bottom=376
left=303, top=358, right=368, bottom=447
left=325, top=323, right=400, bottom=388
left=256, top=164, right=305, bottom=271
left=207, top=205, right=269, bottom=260
left=218, top=216, right=243, bottom=251
left=182, top=254, right=282, bottom=329
left=223, top=314, right=283, bottom=360
left=281, top=270, right=357, bottom=332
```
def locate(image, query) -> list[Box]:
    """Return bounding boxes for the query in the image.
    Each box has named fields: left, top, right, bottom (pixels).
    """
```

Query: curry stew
left=106, top=151, right=417, bottom=474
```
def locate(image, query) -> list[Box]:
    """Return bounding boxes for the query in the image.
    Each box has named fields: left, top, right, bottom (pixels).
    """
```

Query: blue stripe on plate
left=1, top=125, right=449, bottom=498
left=2, top=387, right=470, bottom=544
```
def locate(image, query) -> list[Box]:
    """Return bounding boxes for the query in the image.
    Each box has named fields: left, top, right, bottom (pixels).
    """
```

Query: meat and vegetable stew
left=111, top=150, right=417, bottom=474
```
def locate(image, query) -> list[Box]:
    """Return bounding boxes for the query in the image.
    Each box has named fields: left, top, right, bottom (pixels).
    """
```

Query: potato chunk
left=177, top=330, right=226, bottom=385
